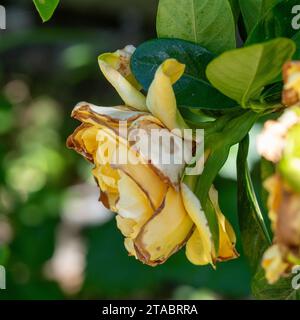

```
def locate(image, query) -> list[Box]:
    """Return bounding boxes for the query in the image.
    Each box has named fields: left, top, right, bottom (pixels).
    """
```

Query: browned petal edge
left=66, top=123, right=95, bottom=163
left=216, top=248, right=240, bottom=263
left=72, top=102, right=146, bottom=124
left=70, top=103, right=174, bottom=187
left=282, top=61, right=300, bottom=107
left=67, top=125, right=119, bottom=213
left=133, top=187, right=194, bottom=267
left=71, top=104, right=185, bottom=189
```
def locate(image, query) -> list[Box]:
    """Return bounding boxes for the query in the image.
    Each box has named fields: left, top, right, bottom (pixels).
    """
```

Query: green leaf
left=194, top=111, right=259, bottom=251
left=246, top=0, right=299, bottom=44
left=33, top=0, right=60, bottom=22
left=131, top=38, right=236, bottom=110
left=252, top=267, right=300, bottom=300
left=292, top=31, right=300, bottom=59
left=228, top=0, right=240, bottom=24
left=196, top=110, right=259, bottom=209
left=206, top=38, right=295, bottom=107
left=156, top=0, right=236, bottom=54
left=237, top=136, right=271, bottom=274
left=260, top=82, right=283, bottom=105
left=239, top=0, right=280, bottom=35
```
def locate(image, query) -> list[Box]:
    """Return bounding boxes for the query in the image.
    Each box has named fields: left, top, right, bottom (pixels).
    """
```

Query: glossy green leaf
left=131, top=38, right=236, bottom=110
left=206, top=38, right=295, bottom=107
left=246, top=0, right=299, bottom=44
left=33, top=0, right=60, bottom=22
left=237, top=136, right=271, bottom=274
left=156, top=0, right=236, bottom=54
left=239, top=0, right=280, bottom=34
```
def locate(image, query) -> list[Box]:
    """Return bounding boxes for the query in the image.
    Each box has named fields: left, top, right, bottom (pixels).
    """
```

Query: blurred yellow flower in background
left=258, top=62, right=300, bottom=284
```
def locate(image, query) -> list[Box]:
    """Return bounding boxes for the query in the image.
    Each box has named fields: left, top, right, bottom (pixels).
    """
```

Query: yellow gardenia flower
left=67, top=46, right=238, bottom=266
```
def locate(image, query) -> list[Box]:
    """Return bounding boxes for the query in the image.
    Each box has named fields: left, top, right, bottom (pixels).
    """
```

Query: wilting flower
left=67, top=46, right=238, bottom=266
left=283, top=61, right=300, bottom=107
left=262, top=172, right=300, bottom=284
left=259, top=62, right=300, bottom=284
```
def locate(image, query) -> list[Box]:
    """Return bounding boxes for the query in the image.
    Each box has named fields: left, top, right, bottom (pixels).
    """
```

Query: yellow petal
left=81, top=126, right=99, bottom=155
left=146, top=59, right=188, bottom=131
left=67, top=123, right=98, bottom=162
left=99, top=47, right=147, bottom=111
left=186, top=230, right=212, bottom=266
left=92, top=164, right=120, bottom=211
left=209, top=187, right=238, bottom=261
left=93, top=164, right=119, bottom=193
left=124, top=238, right=137, bottom=257
left=181, top=183, right=213, bottom=266
left=116, top=171, right=153, bottom=238
left=134, top=187, right=193, bottom=266
left=115, top=139, right=168, bottom=210
left=116, top=216, right=136, bottom=238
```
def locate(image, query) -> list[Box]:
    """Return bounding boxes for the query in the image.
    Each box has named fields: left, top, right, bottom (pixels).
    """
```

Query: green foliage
left=228, top=0, right=240, bottom=23
left=246, top=0, right=299, bottom=44
left=237, top=136, right=271, bottom=274
left=131, top=38, right=236, bottom=110
left=8, top=0, right=300, bottom=301
left=206, top=38, right=295, bottom=108
left=33, top=0, right=60, bottom=22
left=156, top=0, right=236, bottom=54
left=252, top=268, right=300, bottom=300
left=239, top=0, right=280, bottom=34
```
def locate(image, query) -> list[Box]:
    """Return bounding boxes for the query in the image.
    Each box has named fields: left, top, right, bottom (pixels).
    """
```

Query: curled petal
left=181, top=183, right=213, bottom=266
left=100, top=45, right=141, bottom=88
left=134, top=187, right=194, bottom=266
left=209, top=187, right=239, bottom=262
left=146, top=59, right=188, bottom=131
left=99, top=46, right=147, bottom=111
left=67, top=123, right=99, bottom=162
left=71, top=102, right=147, bottom=129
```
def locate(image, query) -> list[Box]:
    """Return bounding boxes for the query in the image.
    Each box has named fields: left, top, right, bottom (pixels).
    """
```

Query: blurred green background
left=0, top=0, right=262, bottom=299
